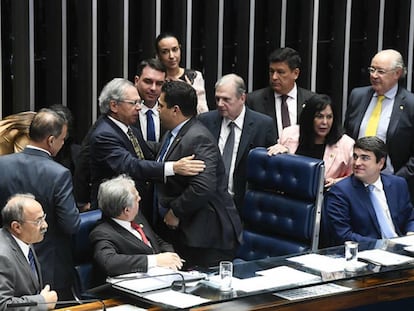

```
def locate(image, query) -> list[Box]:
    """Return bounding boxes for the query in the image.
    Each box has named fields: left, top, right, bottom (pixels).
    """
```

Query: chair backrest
left=236, top=147, right=325, bottom=261
left=71, top=209, right=102, bottom=298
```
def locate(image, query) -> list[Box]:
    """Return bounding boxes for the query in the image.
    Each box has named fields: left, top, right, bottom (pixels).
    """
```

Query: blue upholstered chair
left=71, top=209, right=102, bottom=299
left=236, top=147, right=325, bottom=261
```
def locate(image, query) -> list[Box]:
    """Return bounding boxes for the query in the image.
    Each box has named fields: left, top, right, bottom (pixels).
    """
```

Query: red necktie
left=131, top=222, right=151, bottom=246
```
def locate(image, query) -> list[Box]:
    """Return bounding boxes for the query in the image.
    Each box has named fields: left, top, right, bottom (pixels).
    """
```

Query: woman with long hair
left=268, top=94, right=354, bottom=188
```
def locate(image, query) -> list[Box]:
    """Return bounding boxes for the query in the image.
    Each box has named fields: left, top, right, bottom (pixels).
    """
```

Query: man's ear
left=47, top=135, right=55, bottom=148
left=10, top=220, right=22, bottom=235
left=109, top=100, right=118, bottom=114
left=134, top=75, right=140, bottom=86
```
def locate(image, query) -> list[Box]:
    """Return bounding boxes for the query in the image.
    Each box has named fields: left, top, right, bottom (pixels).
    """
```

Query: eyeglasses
left=367, top=66, right=395, bottom=76
left=119, top=99, right=143, bottom=107
left=23, top=214, right=47, bottom=226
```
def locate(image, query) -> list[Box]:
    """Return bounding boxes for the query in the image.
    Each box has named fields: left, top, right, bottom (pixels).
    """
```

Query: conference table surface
left=56, top=238, right=414, bottom=310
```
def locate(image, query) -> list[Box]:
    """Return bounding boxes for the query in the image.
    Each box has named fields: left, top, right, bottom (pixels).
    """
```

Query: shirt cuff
left=147, top=255, right=157, bottom=269
left=164, top=161, right=174, bottom=177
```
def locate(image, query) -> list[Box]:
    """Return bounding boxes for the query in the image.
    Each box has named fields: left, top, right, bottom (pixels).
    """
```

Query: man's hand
left=40, top=284, right=58, bottom=310
left=164, top=209, right=180, bottom=229
left=173, top=154, right=205, bottom=176
left=155, top=252, right=184, bottom=270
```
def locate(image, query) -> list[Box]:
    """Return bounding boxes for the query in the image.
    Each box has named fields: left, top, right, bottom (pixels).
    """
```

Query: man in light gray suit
left=0, top=109, right=80, bottom=300
left=0, top=194, right=57, bottom=310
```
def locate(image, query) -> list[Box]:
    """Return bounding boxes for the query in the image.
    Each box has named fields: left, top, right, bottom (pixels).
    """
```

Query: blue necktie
left=28, top=248, right=38, bottom=280
left=367, top=185, right=396, bottom=239
left=158, top=132, right=173, bottom=162
left=146, top=110, right=156, bottom=141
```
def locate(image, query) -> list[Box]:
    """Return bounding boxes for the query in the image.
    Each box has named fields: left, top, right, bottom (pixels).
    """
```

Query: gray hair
left=98, top=78, right=135, bottom=114
left=215, top=73, right=246, bottom=98
left=378, top=49, right=407, bottom=78
left=97, top=175, right=136, bottom=218
left=2, top=193, right=36, bottom=229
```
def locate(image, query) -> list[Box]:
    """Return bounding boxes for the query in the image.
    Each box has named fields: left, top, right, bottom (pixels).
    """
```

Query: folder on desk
left=107, top=267, right=206, bottom=294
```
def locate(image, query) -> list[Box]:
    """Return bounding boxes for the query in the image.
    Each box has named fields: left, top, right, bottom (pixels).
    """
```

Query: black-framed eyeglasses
left=367, top=66, right=395, bottom=76
left=119, top=99, right=143, bottom=107
left=23, top=214, right=47, bottom=226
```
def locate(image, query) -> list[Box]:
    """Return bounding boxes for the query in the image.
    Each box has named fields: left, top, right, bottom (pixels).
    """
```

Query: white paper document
left=144, top=290, right=210, bottom=308
left=231, top=266, right=320, bottom=293
left=358, top=249, right=414, bottom=266
left=107, top=267, right=206, bottom=294
left=275, top=283, right=352, bottom=300
left=107, top=304, right=147, bottom=311
left=390, top=235, right=414, bottom=246
left=288, top=253, right=350, bottom=272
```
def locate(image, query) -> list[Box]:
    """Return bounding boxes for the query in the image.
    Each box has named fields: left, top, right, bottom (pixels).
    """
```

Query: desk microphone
left=7, top=298, right=106, bottom=310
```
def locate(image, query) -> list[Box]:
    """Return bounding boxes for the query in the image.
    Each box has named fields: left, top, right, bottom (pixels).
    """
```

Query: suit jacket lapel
left=235, top=109, right=253, bottom=168
left=351, top=176, right=382, bottom=237
left=108, top=219, right=153, bottom=250
left=353, top=89, right=375, bottom=138
left=387, top=87, right=405, bottom=142
left=264, top=87, right=277, bottom=125
left=164, top=118, right=195, bottom=160
left=381, top=175, right=402, bottom=235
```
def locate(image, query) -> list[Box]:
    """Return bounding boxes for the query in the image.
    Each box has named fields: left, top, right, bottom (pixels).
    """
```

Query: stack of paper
left=358, top=249, right=414, bottom=266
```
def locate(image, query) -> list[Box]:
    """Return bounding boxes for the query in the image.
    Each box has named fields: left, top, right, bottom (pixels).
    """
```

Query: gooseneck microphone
left=7, top=298, right=106, bottom=310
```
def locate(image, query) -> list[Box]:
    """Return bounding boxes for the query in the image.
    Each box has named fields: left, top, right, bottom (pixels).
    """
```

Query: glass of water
left=219, top=261, right=233, bottom=291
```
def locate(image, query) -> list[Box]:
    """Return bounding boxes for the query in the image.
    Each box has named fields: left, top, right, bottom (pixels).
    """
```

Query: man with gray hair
left=0, top=108, right=80, bottom=301
left=89, top=78, right=205, bottom=216
left=198, top=73, right=276, bottom=211
left=345, top=49, right=414, bottom=202
left=0, top=194, right=58, bottom=310
left=90, top=175, right=182, bottom=280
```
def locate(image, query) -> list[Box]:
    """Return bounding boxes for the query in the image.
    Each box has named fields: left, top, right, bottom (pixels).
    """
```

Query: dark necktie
left=146, top=110, right=156, bottom=141
left=367, top=185, right=396, bottom=238
left=222, top=122, right=235, bottom=179
left=158, top=131, right=173, bottom=162
left=127, top=128, right=145, bottom=159
left=281, top=94, right=291, bottom=128
left=131, top=222, right=151, bottom=246
left=28, top=248, right=38, bottom=280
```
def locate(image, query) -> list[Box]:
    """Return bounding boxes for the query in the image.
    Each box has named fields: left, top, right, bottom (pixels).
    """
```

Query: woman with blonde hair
left=0, top=111, right=36, bottom=155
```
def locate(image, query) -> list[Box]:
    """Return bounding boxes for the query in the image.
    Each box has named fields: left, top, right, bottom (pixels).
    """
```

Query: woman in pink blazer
left=268, top=94, right=354, bottom=188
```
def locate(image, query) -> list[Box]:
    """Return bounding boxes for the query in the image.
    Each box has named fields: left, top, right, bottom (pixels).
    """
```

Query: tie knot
left=281, top=94, right=289, bottom=102
left=228, top=121, right=235, bottom=129
left=146, top=110, right=153, bottom=116
left=368, top=184, right=375, bottom=192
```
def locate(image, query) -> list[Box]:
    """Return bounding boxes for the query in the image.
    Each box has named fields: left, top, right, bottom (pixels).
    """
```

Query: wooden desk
left=54, top=269, right=414, bottom=310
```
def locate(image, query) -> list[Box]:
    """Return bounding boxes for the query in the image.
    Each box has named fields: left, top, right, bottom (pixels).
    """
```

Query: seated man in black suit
left=0, top=194, right=57, bottom=310
left=89, top=175, right=183, bottom=278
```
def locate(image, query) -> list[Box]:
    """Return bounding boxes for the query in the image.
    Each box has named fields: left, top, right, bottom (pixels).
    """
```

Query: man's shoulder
left=247, top=86, right=272, bottom=99
left=245, top=107, right=274, bottom=123
left=197, top=110, right=219, bottom=122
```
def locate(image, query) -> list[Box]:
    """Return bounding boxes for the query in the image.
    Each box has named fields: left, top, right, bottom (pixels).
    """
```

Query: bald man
left=0, top=194, right=57, bottom=310
left=344, top=49, right=414, bottom=202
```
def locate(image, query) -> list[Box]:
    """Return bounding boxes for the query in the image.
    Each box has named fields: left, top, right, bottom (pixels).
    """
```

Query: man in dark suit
left=156, top=80, right=242, bottom=269
left=198, top=74, right=276, bottom=211
left=89, top=78, right=205, bottom=219
left=246, top=47, right=314, bottom=140
left=90, top=175, right=182, bottom=279
left=344, top=49, right=414, bottom=202
left=0, top=109, right=80, bottom=301
left=325, top=137, right=414, bottom=245
left=0, top=194, right=58, bottom=310
left=134, top=58, right=167, bottom=142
